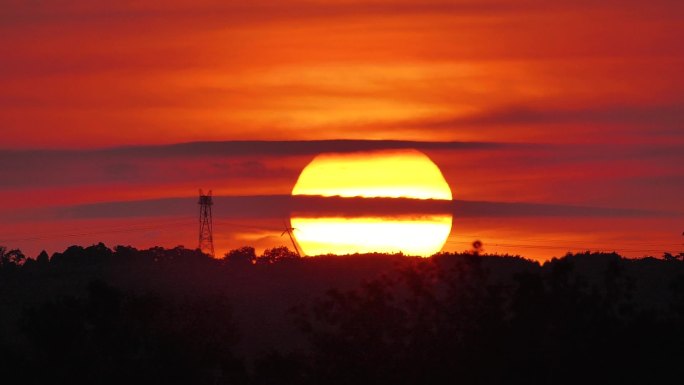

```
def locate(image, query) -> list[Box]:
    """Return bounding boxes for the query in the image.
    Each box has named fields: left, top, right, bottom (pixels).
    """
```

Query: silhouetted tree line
left=224, top=246, right=300, bottom=265
left=291, top=252, right=684, bottom=384
left=1, top=243, right=684, bottom=384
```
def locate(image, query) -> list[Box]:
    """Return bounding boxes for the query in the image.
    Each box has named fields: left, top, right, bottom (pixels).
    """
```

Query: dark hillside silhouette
left=1, top=244, right=683, bottom=384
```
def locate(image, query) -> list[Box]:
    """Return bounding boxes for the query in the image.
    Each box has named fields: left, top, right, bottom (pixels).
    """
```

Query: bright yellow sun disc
left=290, top=149, right=453, bottom=257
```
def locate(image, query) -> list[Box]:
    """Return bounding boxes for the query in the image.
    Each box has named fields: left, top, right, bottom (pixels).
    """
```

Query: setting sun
left=291, top=149, right=453, bottom=256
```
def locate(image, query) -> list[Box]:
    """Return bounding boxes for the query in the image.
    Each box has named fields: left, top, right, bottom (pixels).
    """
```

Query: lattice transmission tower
left=198, top=189, right=214, bottom=257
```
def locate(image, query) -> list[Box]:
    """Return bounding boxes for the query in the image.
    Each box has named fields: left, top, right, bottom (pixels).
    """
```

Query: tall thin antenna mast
left=282, top=220, right=302, bottom=257
left=198, top=189, right=214, bottom=257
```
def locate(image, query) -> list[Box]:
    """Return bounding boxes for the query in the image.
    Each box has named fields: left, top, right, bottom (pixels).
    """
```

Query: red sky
left=1, top=0, right=682, bottom=260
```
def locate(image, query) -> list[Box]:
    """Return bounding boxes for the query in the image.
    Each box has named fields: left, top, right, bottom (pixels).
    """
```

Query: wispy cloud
left=0, top=1, right=543, bottom=28
left=392, top=104, right=684, bottom=133
left=0, top=140, right=506, bottom=188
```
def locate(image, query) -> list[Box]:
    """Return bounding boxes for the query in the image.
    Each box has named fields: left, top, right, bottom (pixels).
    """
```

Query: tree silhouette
left=36, top=250, right=49, bottom=265
left=471, top=239, right=484, bottom=255
left=258, top=246, right=300, bottom=264
left=224, top=246, right=257, bottom=265
left=663, top=252, right=684, bottom=262
left=0, top=246, right=25, bottom=270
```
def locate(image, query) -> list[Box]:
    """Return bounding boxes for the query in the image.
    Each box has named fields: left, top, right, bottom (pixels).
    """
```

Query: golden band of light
left=291, top=215, right=453, bottom=256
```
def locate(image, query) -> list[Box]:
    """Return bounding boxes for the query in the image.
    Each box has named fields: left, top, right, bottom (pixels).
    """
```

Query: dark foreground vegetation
left=1, top=244, right=684, bottom=384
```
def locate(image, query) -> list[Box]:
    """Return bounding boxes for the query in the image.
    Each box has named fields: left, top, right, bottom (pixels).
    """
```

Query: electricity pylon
left=198, top=189, right=214, bottom=257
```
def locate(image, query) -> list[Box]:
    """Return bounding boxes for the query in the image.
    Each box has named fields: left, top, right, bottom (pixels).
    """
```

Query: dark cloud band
left=50, top=194, right=667, bottom=220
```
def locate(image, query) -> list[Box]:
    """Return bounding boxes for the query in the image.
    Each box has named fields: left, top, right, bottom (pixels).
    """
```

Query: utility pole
left=198, top=189, right=215, bottom=257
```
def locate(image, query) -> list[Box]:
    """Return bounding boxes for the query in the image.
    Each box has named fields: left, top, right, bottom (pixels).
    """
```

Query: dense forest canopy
left=1, top=243, right=684, bottom=384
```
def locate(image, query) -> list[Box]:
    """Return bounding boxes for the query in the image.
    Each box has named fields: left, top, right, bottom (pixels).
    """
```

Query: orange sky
left=1, top=0, right=682, bottom=260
